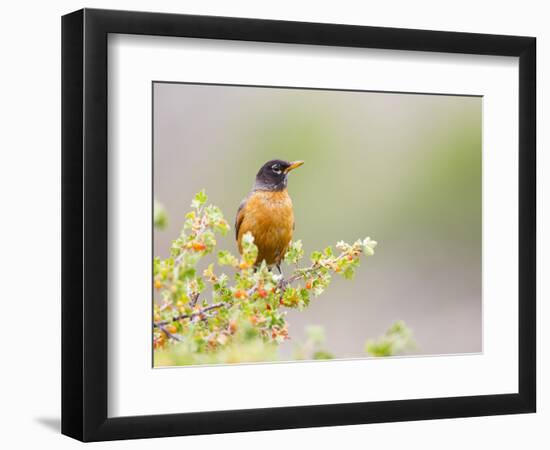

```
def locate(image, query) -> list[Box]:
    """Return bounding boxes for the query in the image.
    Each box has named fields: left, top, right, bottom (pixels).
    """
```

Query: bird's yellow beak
left=285, top=160, right=304, bottom=173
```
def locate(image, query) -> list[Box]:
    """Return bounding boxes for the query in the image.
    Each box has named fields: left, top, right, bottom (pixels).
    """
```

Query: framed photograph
left=61, top=8, right=536, bottom=442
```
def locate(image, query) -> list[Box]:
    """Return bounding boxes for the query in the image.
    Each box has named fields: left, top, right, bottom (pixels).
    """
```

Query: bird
left=235, top=159, right=304, bottom=272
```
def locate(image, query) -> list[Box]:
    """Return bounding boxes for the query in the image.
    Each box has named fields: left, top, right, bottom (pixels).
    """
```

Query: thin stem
left=154, top=302, right=228, bottom=327
left=189, top=292, right=200, bottom=308
left=157, top=324, right=184, bottom=342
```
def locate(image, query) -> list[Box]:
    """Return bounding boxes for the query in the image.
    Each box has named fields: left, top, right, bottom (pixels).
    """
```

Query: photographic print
left=152, top=82, right=482, bottom=367
left=62, top=10, right=535, bottom=440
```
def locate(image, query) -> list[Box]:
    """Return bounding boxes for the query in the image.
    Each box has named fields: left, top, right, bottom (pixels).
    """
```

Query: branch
left=157, top=324, right=184, bottom=341
left=154, top=302, right=228, bottom=328
left=277, top=250, right=351, bottom=291
left=174, top=214, right=208, bottom=267
left=172, top=211, right=208, bottom=308
left=156, top=242, right=368, bottom=330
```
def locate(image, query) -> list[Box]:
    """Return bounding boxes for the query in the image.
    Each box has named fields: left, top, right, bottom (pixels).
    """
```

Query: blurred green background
left=153, top=82, right=482, bottom=358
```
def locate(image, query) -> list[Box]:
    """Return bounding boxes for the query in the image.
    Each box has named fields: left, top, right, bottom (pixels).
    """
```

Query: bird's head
left=254, top=159, right=304, bottom=191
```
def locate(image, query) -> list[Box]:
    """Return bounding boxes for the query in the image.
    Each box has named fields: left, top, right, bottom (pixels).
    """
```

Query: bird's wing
left=235, top=196, right=248, bottom=240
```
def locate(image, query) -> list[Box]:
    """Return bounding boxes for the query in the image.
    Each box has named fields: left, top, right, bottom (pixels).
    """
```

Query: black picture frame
left=61, top=8, right=536, bottom=442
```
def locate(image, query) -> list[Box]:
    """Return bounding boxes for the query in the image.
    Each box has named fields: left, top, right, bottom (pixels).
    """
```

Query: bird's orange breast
left=237, top=190, right=294, bottom=266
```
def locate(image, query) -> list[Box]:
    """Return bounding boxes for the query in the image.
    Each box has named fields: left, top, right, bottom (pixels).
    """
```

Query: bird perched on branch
left=236, top=159, right=304, bottom=272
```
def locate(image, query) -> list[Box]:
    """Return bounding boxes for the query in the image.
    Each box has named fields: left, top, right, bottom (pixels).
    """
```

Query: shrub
left=153, top=191, right=413, bottom=366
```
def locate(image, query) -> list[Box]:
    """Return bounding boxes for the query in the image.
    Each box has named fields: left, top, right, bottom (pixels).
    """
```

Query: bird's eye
left=271, top=164, right=282, bottom=175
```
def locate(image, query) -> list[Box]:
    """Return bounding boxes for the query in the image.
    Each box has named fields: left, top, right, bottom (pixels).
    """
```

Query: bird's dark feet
left=275, top=265, right=289, bottom=291
left=277, top=278, right=290, bottom=291
left=276, top=278, right=289, bottom=291
left=275, top=263, right=288, bottom=291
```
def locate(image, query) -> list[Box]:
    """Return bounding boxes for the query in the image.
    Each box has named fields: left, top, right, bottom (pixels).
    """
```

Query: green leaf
left=191, top=189, right=208, bottom=209
left=313, top=350, right=334, bottom=360
left=195, top=277, right=205, bottom=293
left=299, top=288, right=310, bottom=307
left=218, top=250, right=238, bottom=266
left=281, top=287, right=300, bottom=307
left=343, top=265, right=355, bottom=280
left=284, top=240, right=304, bottom=264
left=154, top=199, right=168, bottom=230
left=310, top=251, right=323, bottom=263
left=365, top=321, right=415, bottom=357
left=241, top=232, right=258, bottom=265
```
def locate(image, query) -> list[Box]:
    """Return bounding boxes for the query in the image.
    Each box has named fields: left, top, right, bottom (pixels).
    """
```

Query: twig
left=247, top=283, right=259, bottom=297
left=157, top=324, right=184, bottom=341
left=275, top=249, right=358, bottom=294
left=189, top=292, right=200, bottom=308
left=174, top=213, right=208, bottom=266
left=154, top=302, right=228, bottom=327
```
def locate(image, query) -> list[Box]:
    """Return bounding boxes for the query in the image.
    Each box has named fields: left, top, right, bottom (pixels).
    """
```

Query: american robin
left=235, top=159, right=304, bottom=272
